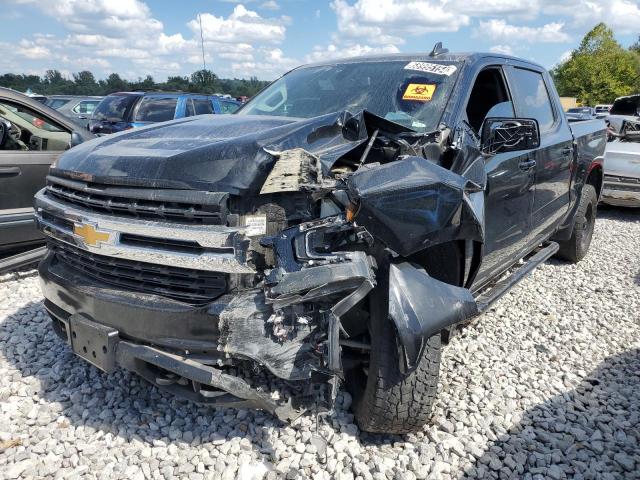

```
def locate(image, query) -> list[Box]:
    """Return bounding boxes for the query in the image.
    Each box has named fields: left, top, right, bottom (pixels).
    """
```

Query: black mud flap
left=388, top=262, right=478, bottom=372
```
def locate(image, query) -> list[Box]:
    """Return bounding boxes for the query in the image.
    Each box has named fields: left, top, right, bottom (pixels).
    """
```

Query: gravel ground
left=0, top=206, right=639, bottom=480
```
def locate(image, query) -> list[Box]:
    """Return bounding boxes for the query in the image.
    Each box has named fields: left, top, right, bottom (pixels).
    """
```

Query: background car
left=595, top=104, right=612, bottom=118
left=601, top=95, right=640, bottom=207
left=45, top=95, right=103, bottom=126
left=88, top=92, right=242, bottom=135
left=0, top=88, right=94, bottom=254
left=566, top=106, right=596, bottom=119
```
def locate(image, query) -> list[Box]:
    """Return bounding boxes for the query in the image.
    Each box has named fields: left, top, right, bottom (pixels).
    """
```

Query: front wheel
left=346, top=285, right=441, bottom=434
left=555, top=184, right=597, bottom=263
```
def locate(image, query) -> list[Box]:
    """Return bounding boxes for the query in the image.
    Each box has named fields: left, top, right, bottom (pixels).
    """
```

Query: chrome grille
left=46, top=175, right=227, bottom=225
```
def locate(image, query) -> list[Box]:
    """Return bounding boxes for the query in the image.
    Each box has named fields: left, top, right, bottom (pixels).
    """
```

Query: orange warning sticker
left=402, top=83, right=436, bottom=102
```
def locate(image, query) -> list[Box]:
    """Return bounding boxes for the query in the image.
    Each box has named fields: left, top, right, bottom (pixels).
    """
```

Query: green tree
left=100, top=73, right=129, bottom=94
left=552, top=23, right=640, bottom=105
left=43, top=70, right=74, bottom=95
left=190, top=69, right=217, bottom=93
left=163, top=75, right=191, bottom=91
left=630, top=35, right=640, bottom=54
left=72, top=70, right=98, bottom=95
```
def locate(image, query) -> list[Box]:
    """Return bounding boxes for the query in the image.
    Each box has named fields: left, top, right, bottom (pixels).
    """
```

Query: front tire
left=556, top=184, right=597, bottom=263
left=347, top=284, right=441, bottom=434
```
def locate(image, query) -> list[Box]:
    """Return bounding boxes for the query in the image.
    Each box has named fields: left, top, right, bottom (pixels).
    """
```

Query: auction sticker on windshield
left=404, top=62, right=457, bottom=76
left=402, top=84, right=436, bottom=102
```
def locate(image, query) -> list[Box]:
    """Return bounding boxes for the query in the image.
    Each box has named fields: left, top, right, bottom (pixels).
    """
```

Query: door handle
left=0, top=166, right=21, bottom=177
left=561, top=146, right=573, bottom=155
left=518, top=159, right=536, bottom=170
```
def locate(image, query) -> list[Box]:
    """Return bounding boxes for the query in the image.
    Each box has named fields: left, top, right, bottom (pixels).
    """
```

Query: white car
left=602, top=95, right=640, bottom=207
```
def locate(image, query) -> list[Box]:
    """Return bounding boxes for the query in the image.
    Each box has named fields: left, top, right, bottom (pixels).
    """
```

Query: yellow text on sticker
left=402, top=84, right=436, bottom=102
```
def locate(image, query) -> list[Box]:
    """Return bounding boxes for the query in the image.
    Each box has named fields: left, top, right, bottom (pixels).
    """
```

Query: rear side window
left=72, top=101, right=100, bottom=115
left=220, top=100, right=239, bottom=114
left=509, top=68, right=556, bottom=131
left=134, top=97, right=178, bottom=122
left=193, top=98, right=214, bottom=115
left=92, top=95, right=138, bottom=121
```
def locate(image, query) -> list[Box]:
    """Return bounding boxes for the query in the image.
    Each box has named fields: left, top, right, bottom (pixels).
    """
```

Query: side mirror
left=69, top=130, right=85, bottom=149
left=481, top=118, right=540, bottom=155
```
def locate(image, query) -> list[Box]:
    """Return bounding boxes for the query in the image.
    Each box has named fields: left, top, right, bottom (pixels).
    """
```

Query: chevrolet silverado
left=34, top=47, right=606, bottom=434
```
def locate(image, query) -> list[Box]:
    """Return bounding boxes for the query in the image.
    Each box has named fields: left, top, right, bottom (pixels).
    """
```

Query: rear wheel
left=556, top=184, right=597, bottom=263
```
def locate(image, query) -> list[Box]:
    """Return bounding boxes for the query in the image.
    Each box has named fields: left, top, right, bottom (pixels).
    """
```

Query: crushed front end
left=35, top=110, right=484, bottom=421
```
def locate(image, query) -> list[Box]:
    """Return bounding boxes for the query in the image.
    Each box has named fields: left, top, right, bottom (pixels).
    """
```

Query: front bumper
left=49, top=306, right=303, bottom=422
left=39, top=251, right=223, bottom=350
left=601, top=174, right=640, bottom=207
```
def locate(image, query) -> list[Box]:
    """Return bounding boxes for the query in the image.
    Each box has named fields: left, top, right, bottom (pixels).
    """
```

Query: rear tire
left=347, top=284, right=441, bottom=434
left=556, top=184, right=597, bottom=263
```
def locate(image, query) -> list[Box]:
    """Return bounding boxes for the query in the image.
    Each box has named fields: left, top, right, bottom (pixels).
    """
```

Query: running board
left=0, top=246, right=47, bottom=275
left=474, top=242, right=559, bottom=313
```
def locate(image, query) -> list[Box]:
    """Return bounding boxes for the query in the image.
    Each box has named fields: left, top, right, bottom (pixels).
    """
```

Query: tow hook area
left=65, top=315, right=306, bottom=422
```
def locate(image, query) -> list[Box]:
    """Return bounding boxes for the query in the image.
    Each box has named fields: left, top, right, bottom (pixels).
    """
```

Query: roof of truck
left=302, top=51, right=545, bottom=71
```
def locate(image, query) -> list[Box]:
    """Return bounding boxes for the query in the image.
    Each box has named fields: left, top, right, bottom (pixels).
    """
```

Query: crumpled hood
left=52, top=112, right=372, bottom=195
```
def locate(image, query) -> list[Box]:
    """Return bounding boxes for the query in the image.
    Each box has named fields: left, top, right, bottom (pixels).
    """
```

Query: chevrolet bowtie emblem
left=74, top=223, right=111, bottom=247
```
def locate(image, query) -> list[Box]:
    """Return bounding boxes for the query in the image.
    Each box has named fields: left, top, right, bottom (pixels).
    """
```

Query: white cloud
left=305, top=43, right=400, bottom=63
left=2, top=1, right=293, bottom=80
left=331, top=0, right=469, bottom=48
left=541, top=0, right=640, bottom=35
left=16, top=40, right=51, bottom=59
left=231, top=47, right=298, bottom=77
left=260, top=1, right=280, bottom=10
left=477, top=19, right=571, bottom=44
left=489, top=44, right=514, bottom=55
left=188, top=5, right=286, bottom=45
left=449, top=0, right=538, bottom=17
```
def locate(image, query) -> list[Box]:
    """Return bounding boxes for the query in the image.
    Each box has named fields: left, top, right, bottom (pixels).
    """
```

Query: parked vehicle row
left=46, top=95, right=103, bottom=126
left=88, top=91, right=240, bottom=134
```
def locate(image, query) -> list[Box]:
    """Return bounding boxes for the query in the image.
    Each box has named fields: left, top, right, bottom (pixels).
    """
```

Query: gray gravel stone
left=0, top=208, right=639, bottom=479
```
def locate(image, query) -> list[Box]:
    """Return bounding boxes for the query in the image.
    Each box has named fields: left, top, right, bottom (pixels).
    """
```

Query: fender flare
left=388, top=262, right=478, bottom=372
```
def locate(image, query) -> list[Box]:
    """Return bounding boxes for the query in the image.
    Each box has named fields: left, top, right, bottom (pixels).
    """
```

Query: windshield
left=238, top=60, right=461, bottom=131
left=92, top=95, right=138, bottom=122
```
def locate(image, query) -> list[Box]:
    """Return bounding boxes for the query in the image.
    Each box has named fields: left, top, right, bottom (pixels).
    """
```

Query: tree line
left=0, top=69, right=271, bottom=98
left=552, top=23, right=640, bottom=105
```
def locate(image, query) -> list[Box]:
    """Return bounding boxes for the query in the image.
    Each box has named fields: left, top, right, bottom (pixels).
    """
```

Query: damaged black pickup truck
left=34, top=49, right=606, bottom=434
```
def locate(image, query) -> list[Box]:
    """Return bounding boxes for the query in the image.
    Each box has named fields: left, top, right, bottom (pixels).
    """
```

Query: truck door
left=463, top=66, right=536, bottom=287
left=506, top=66, right=573, bottom=243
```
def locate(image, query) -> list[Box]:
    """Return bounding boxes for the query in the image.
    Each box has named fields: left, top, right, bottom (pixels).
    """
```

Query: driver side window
left=0, top=100, right=70, bottom=151
left=465, top=67, right=514, bottom=133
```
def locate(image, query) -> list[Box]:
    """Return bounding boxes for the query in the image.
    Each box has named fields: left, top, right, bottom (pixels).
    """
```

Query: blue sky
left=1, top=0, right=639, bottom=81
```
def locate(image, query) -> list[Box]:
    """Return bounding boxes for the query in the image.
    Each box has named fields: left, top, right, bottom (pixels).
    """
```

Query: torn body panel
left=347, top=154, right=485, bottom=257
left=388, top=262, right=478, bottom=371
